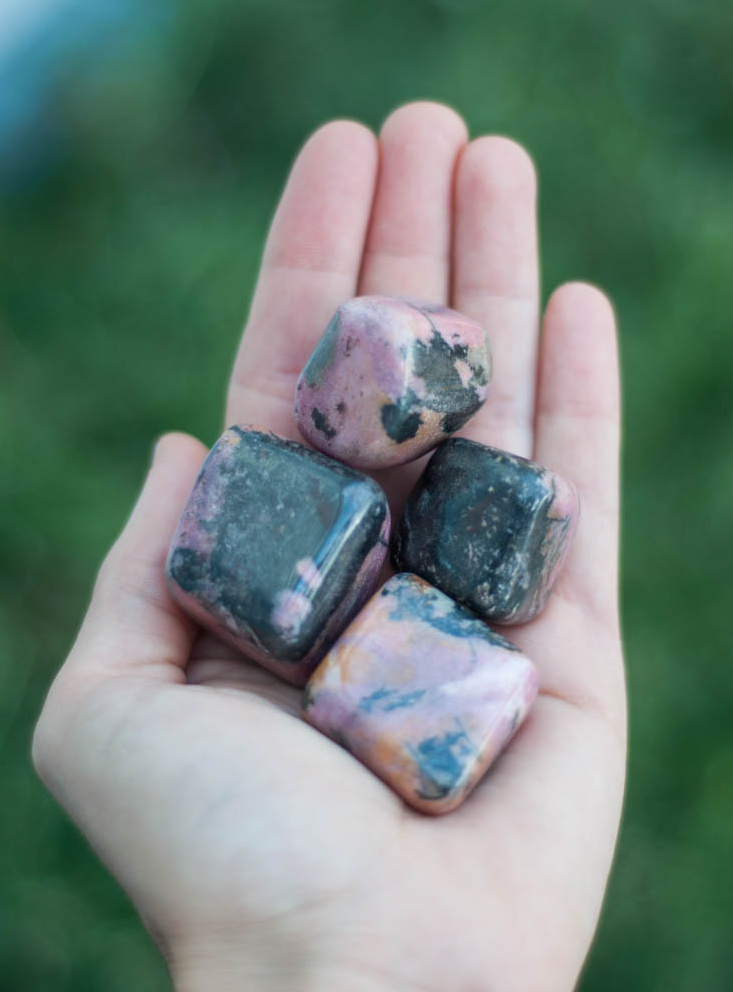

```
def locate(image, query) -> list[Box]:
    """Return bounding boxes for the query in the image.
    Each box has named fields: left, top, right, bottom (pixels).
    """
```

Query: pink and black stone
left=303, top=573, right=537, bottom=814
left=294, top=296, right=491, bottom=470
left=165, top=426, right=390, bottom=686
left=392, top=439, right=579, bottom=625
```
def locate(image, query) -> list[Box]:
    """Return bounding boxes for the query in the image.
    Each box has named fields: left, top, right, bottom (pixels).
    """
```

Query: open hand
left=34, top=102, right=625, bottom=992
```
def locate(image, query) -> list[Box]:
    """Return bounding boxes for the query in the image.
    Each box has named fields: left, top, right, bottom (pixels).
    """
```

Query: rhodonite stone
left=294, top=296, right=491, bottom=470
left=166, top=426, right=390, bottom=686
left=392, top=439, right=579, bottom=625
left=303, top=573, right=537, bottom=814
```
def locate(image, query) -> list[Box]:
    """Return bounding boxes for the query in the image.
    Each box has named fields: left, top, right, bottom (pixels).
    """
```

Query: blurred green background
left=1, top=0, right=732, bottom=988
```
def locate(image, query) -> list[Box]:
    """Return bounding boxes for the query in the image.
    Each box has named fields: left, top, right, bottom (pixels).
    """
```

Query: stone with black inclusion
left=165, top=426, right=390, bottom=686
left=303, top=573, right=537, bottom=814
left=392, top=438, right=579, bottom=625
left=294, top=296, right=492, bottom=470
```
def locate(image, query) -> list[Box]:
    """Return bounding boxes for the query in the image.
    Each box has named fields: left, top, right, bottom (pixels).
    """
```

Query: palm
left=35, top=103, right=625, bottom=992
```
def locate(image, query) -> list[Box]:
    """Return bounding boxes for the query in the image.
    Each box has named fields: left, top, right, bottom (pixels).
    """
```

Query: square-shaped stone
left=166, top=426, right=390, bottom=685
left=392, top=438, right=579, bottom=624
left=303, top=573, right=537, bottom=814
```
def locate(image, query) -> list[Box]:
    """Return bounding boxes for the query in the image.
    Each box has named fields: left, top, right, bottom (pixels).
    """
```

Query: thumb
left=67, top=431, right=208, bottom=683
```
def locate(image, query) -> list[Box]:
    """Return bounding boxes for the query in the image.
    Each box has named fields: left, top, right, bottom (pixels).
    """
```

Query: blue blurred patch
left=0, top=0, right=172, bottom=189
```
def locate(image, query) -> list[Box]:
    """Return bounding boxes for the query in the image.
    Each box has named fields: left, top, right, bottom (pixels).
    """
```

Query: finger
left=533, top=281, right=620, bottom=627
left=358, top=101, right=468, bottom=301
left=456, top=286, right=623, bottom=939
left=453, top=137, right=539, bottom=457
left=226, top=121, right=378, bottom=438
left=67, top=432, right=208, bottom=682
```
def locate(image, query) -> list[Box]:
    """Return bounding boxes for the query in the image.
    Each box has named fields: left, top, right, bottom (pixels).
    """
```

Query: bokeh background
left=1, top=0, right=732, bottom=988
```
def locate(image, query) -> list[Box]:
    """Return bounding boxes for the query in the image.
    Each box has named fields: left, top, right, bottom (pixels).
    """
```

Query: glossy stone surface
left=166, top=426, right=390, bottom=686
left=295, top=296, right=491, bottom=470
left=392, top=439, right=579, bottom=625
left=303, top=573, right=537, bottom=814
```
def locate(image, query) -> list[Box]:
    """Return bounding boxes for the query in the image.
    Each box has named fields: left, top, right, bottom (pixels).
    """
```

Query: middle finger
left=358, top=101, right=468, bottom=302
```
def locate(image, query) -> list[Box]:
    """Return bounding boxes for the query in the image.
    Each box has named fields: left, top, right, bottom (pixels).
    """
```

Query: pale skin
left=33, top=102, right=626, bottom=992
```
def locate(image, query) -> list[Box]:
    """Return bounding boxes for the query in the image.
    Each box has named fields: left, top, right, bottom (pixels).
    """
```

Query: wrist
left=170, top=942, right=397, bottom=992
left=174, top=966, right=394, bottom=992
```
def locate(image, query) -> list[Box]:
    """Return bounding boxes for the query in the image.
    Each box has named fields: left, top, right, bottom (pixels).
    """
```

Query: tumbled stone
left=166, top=426, right=390, bottom=686
left=392, top=439, right=579, bottom=625
left=294, top=296, right=491, bottom=470
left=303, top=573, right=537, bottom=814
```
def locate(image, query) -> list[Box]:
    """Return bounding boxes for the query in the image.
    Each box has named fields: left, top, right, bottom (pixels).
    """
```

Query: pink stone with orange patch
left=303, top=573, right=537, bottom=814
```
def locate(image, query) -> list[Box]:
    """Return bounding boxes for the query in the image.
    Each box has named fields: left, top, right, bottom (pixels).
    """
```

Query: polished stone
left=166, top=426, right=390, bottom=685
left=303, top=573, right=537, bottom=814
left=295, top=296, right=491, bottom=470
left=392, top=439, right=579, bottom=624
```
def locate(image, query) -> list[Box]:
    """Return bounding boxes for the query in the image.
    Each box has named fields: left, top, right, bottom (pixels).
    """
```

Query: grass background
left=1, top=0, right=732, bottom=988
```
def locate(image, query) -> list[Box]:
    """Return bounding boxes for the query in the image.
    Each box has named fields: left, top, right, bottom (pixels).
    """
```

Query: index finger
left=226, top=120, right=378, bottom=437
